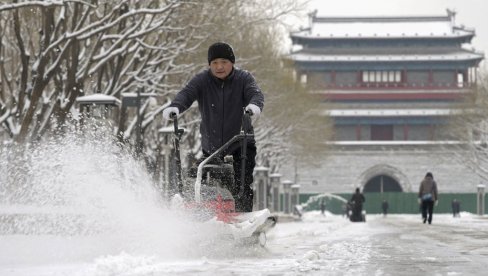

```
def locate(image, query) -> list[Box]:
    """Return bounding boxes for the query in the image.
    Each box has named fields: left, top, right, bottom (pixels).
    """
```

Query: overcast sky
left=296, top=0, right=487, bottom=69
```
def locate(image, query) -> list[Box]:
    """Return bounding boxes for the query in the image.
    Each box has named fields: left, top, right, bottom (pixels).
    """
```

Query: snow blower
left=168, top=111, right=276, bottom=246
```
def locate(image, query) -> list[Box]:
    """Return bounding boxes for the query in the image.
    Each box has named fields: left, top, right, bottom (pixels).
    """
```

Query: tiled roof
left=291, top=13, right=474, bottom=40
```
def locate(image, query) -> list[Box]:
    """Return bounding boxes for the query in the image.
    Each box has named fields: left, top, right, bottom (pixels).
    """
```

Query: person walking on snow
left=418, top=172, right=438, bottom=224
left=162, top=42, right=264, bottom=212
left=451, top=199, right=461, bottom=217
left=350, top=188, right=365, bottom=222
left=381, top=199, right=389, bottom=217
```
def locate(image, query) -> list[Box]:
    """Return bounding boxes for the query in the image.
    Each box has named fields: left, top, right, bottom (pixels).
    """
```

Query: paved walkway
left=2, top=213, right=488, bottom=275
left=263, top=213, right=488, bottom=275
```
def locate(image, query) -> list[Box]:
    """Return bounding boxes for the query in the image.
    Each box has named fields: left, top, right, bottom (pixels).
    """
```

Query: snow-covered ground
left=2, top=130, right=488, bottom=275
left=1, top=211, right=488, bottom=276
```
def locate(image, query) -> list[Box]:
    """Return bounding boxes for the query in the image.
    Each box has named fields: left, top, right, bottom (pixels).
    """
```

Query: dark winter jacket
left=351, top=192, right=365, bottom=206
left=418, top=176, right=438, bottom=201
left=170, top=68, right=264, bottom=154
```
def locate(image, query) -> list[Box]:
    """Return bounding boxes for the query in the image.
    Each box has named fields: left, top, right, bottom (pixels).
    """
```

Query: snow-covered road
left=2, top=212, right=488, bottom=276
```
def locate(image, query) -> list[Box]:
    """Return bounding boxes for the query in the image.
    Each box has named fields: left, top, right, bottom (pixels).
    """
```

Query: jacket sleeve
left=243, top=71, right=264, bottom=110
left=170, top=75, right=201, bottom=113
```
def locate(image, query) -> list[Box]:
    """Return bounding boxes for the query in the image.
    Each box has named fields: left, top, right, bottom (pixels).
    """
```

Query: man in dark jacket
left=163, top=42, right=264, bottom=212
left=350, top=188, right=365, bottom=222
left=418, top=172, right=438, bottom=224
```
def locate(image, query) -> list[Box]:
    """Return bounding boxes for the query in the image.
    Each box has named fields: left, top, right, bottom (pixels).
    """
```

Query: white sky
left=300, top=0, right=488, bottom=69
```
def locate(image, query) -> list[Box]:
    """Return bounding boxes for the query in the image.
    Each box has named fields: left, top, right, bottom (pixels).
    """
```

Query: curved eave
left=289, top=53, right=484, bottom=64
left=290, top=33, right=474, bottom=44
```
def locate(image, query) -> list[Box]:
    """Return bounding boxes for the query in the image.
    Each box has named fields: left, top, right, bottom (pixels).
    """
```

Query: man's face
left=209, top=58, right=233, bottom=79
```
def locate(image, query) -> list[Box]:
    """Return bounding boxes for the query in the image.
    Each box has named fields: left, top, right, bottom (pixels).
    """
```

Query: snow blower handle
left=241, top=110, right=253, bottom=134
left=170, top=112, right=184, bottom=195
left=236, top=109, right=253, bottom=204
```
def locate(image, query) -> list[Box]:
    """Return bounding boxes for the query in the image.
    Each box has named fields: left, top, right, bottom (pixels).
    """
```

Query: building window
left=375, top=71, right=382, bottom=82
left=388, top=71, right=395, bottom=82
left=457, top=72, right=464, bottom=88
left=363, top=71, right=369, bottom=82
left=395, top=71, right=401, bottom=82
left=368, top=71, right=374, bottom=82
left=362, top=70, right=402, bottom=83
left=371, top=125, right=393, bottom=140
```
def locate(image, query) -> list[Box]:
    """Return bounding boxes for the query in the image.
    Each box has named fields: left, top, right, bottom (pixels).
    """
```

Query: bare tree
left=448, top=71, right=488, bottom=180
left=0, top=0, right=202, bottom=143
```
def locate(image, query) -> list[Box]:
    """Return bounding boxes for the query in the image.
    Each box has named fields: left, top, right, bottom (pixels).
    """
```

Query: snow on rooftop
left=305, top=22, right=465, bottom=38
left=324, top=108, right=459, bottom=117
left=292, top=15, right=473, bottom=39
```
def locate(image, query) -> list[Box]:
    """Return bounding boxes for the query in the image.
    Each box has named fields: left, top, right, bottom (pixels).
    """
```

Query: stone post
left=477, top=184, right=485, bottom=216
left=291, top=184, right=300, bottom=207
left=254, top=167, right=269, bottom=211
left=269, top=173, right=282, bottom=212
left=282, top=180, right=293, bottom=214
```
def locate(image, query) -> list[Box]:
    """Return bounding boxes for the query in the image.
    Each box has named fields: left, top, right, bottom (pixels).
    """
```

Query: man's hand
left=435, top=200, right=439, bottom=206
left=245, top=104, right=261, bottom=117
left=417, top=198, right=421, bottom=204
left=163, top=107, right=179, bottom=120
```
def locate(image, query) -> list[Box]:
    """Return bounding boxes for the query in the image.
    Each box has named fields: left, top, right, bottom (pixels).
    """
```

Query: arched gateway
left=364, top=174, right=402, bottom=192
left=358, top=164, right=411, bottom=192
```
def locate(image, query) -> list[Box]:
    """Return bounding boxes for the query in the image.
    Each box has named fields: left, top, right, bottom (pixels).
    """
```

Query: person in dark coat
left=418, top=172, right=438, bottom=224
left=163, top=42, right=264, bottom=212
left=452, top=199, right=461, bottom=217
left=381, top=200, right=389, bottom=217
left=350, top=188, right=365, bottom=222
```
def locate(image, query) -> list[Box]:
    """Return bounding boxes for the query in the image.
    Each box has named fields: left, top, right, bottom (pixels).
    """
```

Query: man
left=418, top=172, right=438, bottom=224
left=451, top=199, right=460, bottom=217
left=350, top=188, right=365, bottom=222
left=162, top=42, right=264, bottom=212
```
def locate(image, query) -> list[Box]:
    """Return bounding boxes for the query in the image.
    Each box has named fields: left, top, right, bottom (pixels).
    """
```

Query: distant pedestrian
left=452, top=199, right=461, bottom=217
left=381, top=200, right=389, bottom=217
left=418, top=172, right=438, bottom=224
left=350, top=188, right=365, bottom=222
left=320, top=199, right=326, bottom=216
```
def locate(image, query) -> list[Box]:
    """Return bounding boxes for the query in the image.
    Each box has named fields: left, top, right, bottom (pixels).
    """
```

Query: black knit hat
left=426, top=172, right=433, bottom=178
left=207, top=42, right=235, bottom=64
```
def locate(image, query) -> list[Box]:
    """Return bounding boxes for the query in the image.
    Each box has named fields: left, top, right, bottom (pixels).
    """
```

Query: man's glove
left=163, top=107, right=179, bottom=120
left=245, top=104, right=261, bottom=117
left=417, top=198, right=421, bottom=204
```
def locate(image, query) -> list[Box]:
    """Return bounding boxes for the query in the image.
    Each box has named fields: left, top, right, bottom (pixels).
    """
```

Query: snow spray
left=0, top=121, right=234, bottom=267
